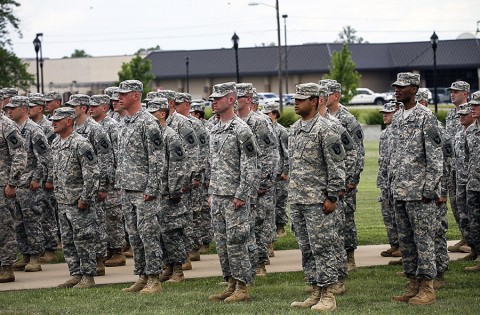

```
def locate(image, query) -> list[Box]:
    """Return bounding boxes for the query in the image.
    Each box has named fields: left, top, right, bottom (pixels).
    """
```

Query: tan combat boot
left=459, top=245, right=472, bottom=253
left=291, top=285, right=321, bottom=308
left=182, top=258, right=192, bottom=270
left=159, top=264, right=173, bottom=282
left=224, top=280, right=249, bottom=302
left=330, top=280, right=346, bottom=295
left=457, top=248, right=477, bottom=261
left=208, top=277, right=236, bottom=301
left=433, top=272, right=445, bottom=289
left=139, top=274, right=163, bottom=294
left=104, top=249, right=126, bottom=267
left=392, top=278, right=419, bottom=302
left=268, top=243, right=275, bottom=257
left=276, top=225, right=286, bottom=237
left=12, top=255, right=30, bottom=271
left=122, top=275, right=147, bottom=292
left=25, top=255, right=42, bottom=272
left=123, top=245, right=134, bottom=258
left=448, top=239, right=466, bottom=252
left=40, top=250, right=56, bottom=264
left=73, top=275, right=95, bottom=289
left=380, top=245, right=399, bottom=257
left=464, top=257, right=480, bottom=272
left=199, top=244, right=210, bottom=254
left=96, top=257, right=106, bottom=276
left=58, top=275, right=83, bottom=288
left=347, top=250, right=357, bottom=272
left=256, top=263, right=267, bottom=277
left=0, top=265, right=15, bottom=283
left=311, top=286, right=337, bottom=312
left=189, top=250, right=200, bottom=261
left=388, top=258, right=403, bottom=266
left=409, top=279, right=436, bottom=305
left=166, top=264, right=185, bottom=283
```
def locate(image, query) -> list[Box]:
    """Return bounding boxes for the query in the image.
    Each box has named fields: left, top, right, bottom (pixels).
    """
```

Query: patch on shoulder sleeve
left=33, top=134, right=49, bottom=155
left=79, top=142, right=97, bottom=165
left=349, top=121, right=364, bottom=142
left=170, top=139, right=185, bottom=161
left=425, top=125, right=442, bottom=147
left=239, top=129, right=256, bottom=157
left=257, top=125, right=274, bottom=147
left=324, top=133, right=345, bottom=162
left=340, top=129, right=353, bottom=151
left=147, top=127, right=162, bottom=148
left=442, top=136, right=453, bottom=157
left=97, top=132, right=112, bottom=154
left=180, top=125, right=197, bottom=147
left=6, top=130, right=22, bottom=149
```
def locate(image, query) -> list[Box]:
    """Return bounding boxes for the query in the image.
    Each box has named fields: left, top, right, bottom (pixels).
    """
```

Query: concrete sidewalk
left=0, top=241, right=466, bottom=292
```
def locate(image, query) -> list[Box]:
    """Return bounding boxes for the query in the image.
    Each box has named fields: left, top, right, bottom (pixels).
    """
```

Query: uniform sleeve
left=77, top=141, right=100, bottom=204
left=144, top=119, right=162, bottom=196
left=236, top=127, right=258, bottom=201
left=179, top=120, right=200, bottom=180
left=338, top=124, right=357, bottom=187
left=31, top=129, right=53, bottom=184
left=423, top=114, right=444, bottom=199
left=321, top=126, right=346, bottom=197
left=255, top=120, right=277, bottom=189
left=164, top=131, right=187, bottom=197
left=93, top=128, right=115, bottom=192
left=4, top=124, right=27, bottom=186
left=346, top=117, right=364, bottom=184
left=279, top=127, right=289, bottom=175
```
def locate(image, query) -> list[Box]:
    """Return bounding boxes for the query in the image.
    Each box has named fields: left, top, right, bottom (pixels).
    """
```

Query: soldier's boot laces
left=104, top=249, right=126, bottom=267
left=73, top=275, right=95, bottom=289
left=208, top=277, right=236, bottom=301
left=139, top=275, right=163, bottom=294
left=181, top=258, right=192, bottom=270
left=347, top=251, right=357, bottom=272
left=291, top=285, right=321, bottom=308
left=123, top=245, right=134, bottom=258
left=457, top=248, right=477, bottom=261
left=392, top=278, right=419, bottom=302
left=57, top=275, right=82, bottom=288
left=122, top=275, right=147, bottom=292
left=224, top=281, right=249, bottom=302
left=0, top=265, right=15, bottom=283
left=159, top=264, right=173, bottom=282
left=381, top=245, right=399, bottom=257
left=311, top=286, right=337, bottom=312
left=464, top=257, right=480, bottom=272
left=189, top=250, right=201, bottom=261
left=12, top=255, right=30, bottom=271
left=166, top=264, right=185, bottom=283
left=96, top=257, right=106, bottom=276
left=40, top=250, right=56, bottom=264
left=256, top=263, right=267, bottom=276
left=448, top=239, right=466, bottom=252
left=199, top=244, right=210, bottom=254
left=408, top=279, right=436, bottom=305
left=330, top=280, right=346, bottom=295
left=268, top=243, right=275, bottom=257
left=24, top=255, right=42, bottom=272
left=433, top=273, right=445, bottom=289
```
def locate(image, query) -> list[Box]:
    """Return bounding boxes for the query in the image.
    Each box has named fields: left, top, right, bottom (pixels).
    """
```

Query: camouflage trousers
left=449, top=170, right=459, bottom=226
left=456, top=184, right=471, bottom=244
left=395, top=200, right=436, bottom=279
left=211, top=195, right=252, bottom=284
left=380, top=188, right=398, bottom=247
left=290, top=203, right=338, bottom=287
left=247, top=203, right=258, bottom=280
left=104, top=189, right=126, bottom=250
left=334, top=200, right=348, bottom=280
left=0, top=194, right=17, bottom=265
left=122, top=191, right=162, bottom=276
left=40, top=189, right=59, bottom=251
left=275, top=176, right=289, bottom=228
left=182, top=190, right=195, bottom=254
left=435, top=202, right=449, bottom=274
left=343, top=189, right=358, bottom=252
left=158, top=199, right=188, bottom=265
left=254, top=188, right=276, bottom=265
left=467, top=190, right=480, bottom=252
left=93, top=200, right=107, bottom=259
left=58, top=203, right=97, bottom=276
left=15, top=188, right=45, bottom=255
left=190, top=184, right=212, bottom=249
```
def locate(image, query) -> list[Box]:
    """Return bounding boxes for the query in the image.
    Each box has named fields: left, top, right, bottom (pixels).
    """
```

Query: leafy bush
left=278, top=109, right=300, bottom=128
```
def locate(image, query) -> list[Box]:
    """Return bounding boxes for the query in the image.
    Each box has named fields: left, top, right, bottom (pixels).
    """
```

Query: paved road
left=0, top=241, right=466, bottom=292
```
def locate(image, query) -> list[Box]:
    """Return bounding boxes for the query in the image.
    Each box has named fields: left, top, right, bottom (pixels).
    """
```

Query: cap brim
left=117, top=89, right=132, bottom=93
left=146, top=107, right=160, bottom=113
left=3, top=104, right=17, bottom=108
left=379, top=109, right=395, bottom=113
left=391, top=81, right=410, bottom=87
left=209, top=92, right=227, bottom=98
left=469, top=101, right=480, bottom=105
left=49, top=115, right=68, bottom=121
left=293, top=94, right=309, bottom=99
left=64, top=101, right=80, bottom=106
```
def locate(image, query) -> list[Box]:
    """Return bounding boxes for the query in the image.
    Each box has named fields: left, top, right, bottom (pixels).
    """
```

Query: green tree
left=68, top=49, right=91, bottom=58
left=136, top=45, right=161, bottom=54
left=117, top=53, right=155, bottom=99
left=336, top=26, right=368, bottom=44
left=323, top=44, right=361, bottom=105
left=0, top=0, right=21, bottom=46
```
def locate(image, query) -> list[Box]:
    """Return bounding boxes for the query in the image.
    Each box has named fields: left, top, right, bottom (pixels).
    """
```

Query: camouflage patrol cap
left=110, top=91, right=120, bottom=101
left=318, top=84, right=329, bottom=97
left=147, top=97, right=169, bottom=113
left=469, top=91, right=480, bottom=105
left=157, top=90, right=177, bottom=100
left=104, top=86, right=118, bottom=97
left=262, top=101, right=279, bottom=114
left=144, top=91, right=158, bottom=103
left=447, top=81, right=470, bottom=92
left=379, top=101, right=397, bottom=113
left=4, top=96, right=29, bottom=108
left=28, top=93, right=46, bottom=106
left=319, top=79, right=341, bottom=94
left=209, top=82, right=236, bottom=98
left=251, top=89, right=260, bottom=104
left=44, top=91, right=63, bottom=102
left=175, top=93, right=192, bottom=104
left=190, top=99, right=205, bottom=112
left=392, top=72, right=420, bottom=87
left=416, top=88, right=430, bottom=102
left=50, top=107, right=76, bottom=121
left=65, top=94, right=90, bottom=106
left=294, top=83, right=320, bottom=99
left=458, top=103, right=471, bottom=115
left=236, top=83, right=254, bottom=97
left=117, top=80, right=143, bottom=93
left=2, top=88, right=18, bottom=99
left=89, top=95, right=110, bottom=106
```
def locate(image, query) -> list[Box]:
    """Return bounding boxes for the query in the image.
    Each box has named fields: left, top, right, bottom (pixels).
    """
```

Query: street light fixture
left=282, top=14, right=288, bottom=95
left=248, top=1, right=284, bottom=112
left=33, top=34, right=41, bottom=93
left=231, top=32, right=240, bottom=83
left=430, top=31, right=438, bottom=114
left=185, top=56, right=190, bottom=93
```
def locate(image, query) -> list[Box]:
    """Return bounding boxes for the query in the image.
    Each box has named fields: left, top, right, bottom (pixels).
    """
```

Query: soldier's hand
left=97, top=191, right=108, bottom=202
left=192, top=179, right=201, bottom=188
left=4, top=185, right=16, bottom=198
left=29, top=180, right=40, bottom=191
left=280, top=173, right=289, bottom=181
left=233, top=198, right=246, bottom=209
left=144, top=194, right=156, bottom=202
left=44, top=181, right=54, bottom=191
left=77, top=199, right=89, bottom=210
left=347, top=183, right=357, bottom=191
left=323, top=199, right=336, bottom=214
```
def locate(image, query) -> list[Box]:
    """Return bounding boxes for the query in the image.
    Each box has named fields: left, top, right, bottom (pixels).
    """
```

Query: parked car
left=257, top=92, right=280, bottom=105
left=349, top=88, right=390, bottom=105
left=282, top=93, right=295, bottom=105
left=427, top=87, right=451, bottom=104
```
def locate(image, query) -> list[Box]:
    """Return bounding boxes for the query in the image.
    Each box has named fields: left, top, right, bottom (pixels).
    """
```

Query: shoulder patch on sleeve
left=180, top=125, right=197, bottom=147
left=33, top=133, right=49, bottom=155
left=442, top=135, right=453, bottom=157
left=147, top=127, right=162, bottom=148
left=324, top=133, right=345, bottom=162
left=6, top=130, right=22, bottom=150
left=197, top=130, right=208, bottom=146
left=340, top=129, right=354, bottom=151
left=425, top=125, right=443, bottom=147
left=79, top=142, right=97, bottom=165
left=239, top=128, right=256, bottom=157
left=257, top=125, right=275, bottom=147
left=349, top=121, right=364, bottom=142
left=97, top=132, right=112, bottom=154
left=170, top=139, right=185, bottom=161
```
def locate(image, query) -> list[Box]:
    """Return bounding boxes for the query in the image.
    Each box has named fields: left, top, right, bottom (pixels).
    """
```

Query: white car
left=349, top=88, right=390, bottom=105
left=257, top=92, right=280, bottom=105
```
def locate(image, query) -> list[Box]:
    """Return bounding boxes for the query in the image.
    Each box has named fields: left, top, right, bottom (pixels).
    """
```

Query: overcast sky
left=8, top=0, right=480, bottom=59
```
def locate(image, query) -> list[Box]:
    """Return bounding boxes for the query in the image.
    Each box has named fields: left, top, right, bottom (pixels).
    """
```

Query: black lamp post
left=185, top=56, right=190, bottom=93
left=33, top=35, right=41, bottom=93
left=282, top=14, right=288, bottom=95
left=231, top=32, right=240, bottom=83
left=37, top=33, right=44, bottom=94
left=430, top=31, right=438, bottom=114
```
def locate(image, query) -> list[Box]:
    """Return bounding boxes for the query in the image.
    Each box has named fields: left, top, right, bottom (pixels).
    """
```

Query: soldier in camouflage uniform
left=5, top=97, right=52, bottom=273
left=324, top=79, right=365, bottom=272
left=446, top=81, right=471, bottom=253
left=65, top=94, right=115, bottom=276
left=389, top=73, right=443, bottom=305
left=0, top=91, right=27, bottom=283
left=44, top=91, right=63, bottom=118
left=89, top=95, right=127, bottom=267
left=116, top=80, right=163, bottom=294
left=27, top=93, right=59, bottom=263
left=464, top=92, right=480, bottom=271
left=1, top=88, right=18, bottom=107
left=51, top=107, right=99, bottom=289
left=104, top=87, right=122, bottom=122
left=207, top=82, right=257, bottom=302
left=289, top=83, right=345, bottom=312
left=147, top=97, right=189, bottom=283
